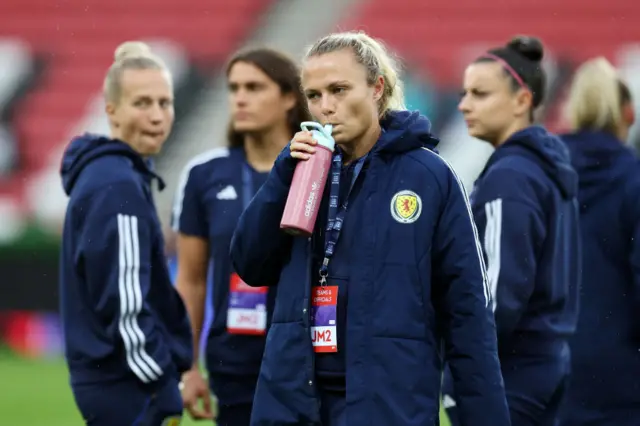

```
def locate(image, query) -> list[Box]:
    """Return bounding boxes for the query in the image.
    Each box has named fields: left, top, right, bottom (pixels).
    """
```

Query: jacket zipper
left=306, top=236, right=321, bottom=420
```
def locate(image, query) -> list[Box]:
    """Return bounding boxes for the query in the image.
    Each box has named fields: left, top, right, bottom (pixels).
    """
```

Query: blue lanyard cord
left=319, top=152, right=368, bottom=285
left=241, top=163, right=253, bottom=210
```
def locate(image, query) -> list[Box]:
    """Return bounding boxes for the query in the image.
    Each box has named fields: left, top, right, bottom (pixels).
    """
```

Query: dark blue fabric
left=172, top=146, right=273, bottom=406
left=445, top=345, right=570, bottom=426
left=72, top=376, right=183, bottom=425
left=319, top=389, right=347, bottom=426
left=558, top=130, right=640, bottom=426
left=471, top=126, right=581, bottom=347
left=444, top=125, right=580, bottom=426
left=209, top=375, right=255, bottom=426
left=231, top=110, right=510, bottom=426
left=320, top=152, right=368, bottom=277
left=59, top=134, right=192, bottom=389
left=314, top=160, right=362, bottom=391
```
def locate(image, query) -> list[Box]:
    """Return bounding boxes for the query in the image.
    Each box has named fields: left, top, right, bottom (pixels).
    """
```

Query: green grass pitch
left=0, top=348, right=450, bottom=425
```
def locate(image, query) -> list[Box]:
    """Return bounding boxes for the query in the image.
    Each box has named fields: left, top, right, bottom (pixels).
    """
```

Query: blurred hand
left=290, top=130, right=317, bottom=161
left=180, top=368, right=214, bottom=420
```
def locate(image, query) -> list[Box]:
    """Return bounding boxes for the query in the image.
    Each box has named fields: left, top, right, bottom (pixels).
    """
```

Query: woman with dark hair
left=172, top=47, right=311, bottom=425
left=443, top=36, right=581, bottom=426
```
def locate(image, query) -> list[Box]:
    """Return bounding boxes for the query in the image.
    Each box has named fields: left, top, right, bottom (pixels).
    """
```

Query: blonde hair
left=304, top=31, right=406, bottom=117
left=565, top=57, right=627, bottom=136
left=103, top=41, right=168, bottom=103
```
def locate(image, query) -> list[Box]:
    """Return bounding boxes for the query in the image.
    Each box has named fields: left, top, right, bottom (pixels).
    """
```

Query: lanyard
left=319, top=152, right=368, bottom=285
left=241, top=163, right=254, bottom=210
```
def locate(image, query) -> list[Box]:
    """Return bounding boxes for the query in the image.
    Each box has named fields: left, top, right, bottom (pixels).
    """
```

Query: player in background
left=558, top=58, right=639, bottom=426
left=444, top=36, right=581, bottom=426
left=230, top=31, right=510, bottom=426
left=173, top=47, right=310, bottom=425
left=59, top=41, right=192, bottom=425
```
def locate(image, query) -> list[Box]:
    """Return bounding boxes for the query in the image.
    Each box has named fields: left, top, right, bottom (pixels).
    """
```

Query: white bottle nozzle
left=301, top=121, right=332, bottom=138
left=300, top=121, right=335, bottom=152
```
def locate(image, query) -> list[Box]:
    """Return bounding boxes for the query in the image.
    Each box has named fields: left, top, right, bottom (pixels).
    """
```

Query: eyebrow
left=306, top=80, right=351, bottom=92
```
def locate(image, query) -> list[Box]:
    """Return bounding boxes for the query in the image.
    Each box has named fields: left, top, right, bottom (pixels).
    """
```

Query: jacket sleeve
left=79, top=181, right=174, bottom=386
left=431, top=162, right=510, bottom=425
left=230, top=145, right=296, bottom=287
left=472, top=169, right=546, bottom=339
left=625, top=177, right=640, bottom=326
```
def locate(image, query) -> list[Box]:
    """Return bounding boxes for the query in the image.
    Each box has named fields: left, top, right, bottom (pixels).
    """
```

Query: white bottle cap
left=301, top=121, right=335, bottom=152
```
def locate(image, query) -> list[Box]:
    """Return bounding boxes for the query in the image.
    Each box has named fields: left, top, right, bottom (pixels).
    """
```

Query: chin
left=331, top=131, right=350, bottom=144
left=233, top=121, right=262, bottom=134
left=468, top=129, right=486, bottom=141
left=140, top=141, right=164, bottom=156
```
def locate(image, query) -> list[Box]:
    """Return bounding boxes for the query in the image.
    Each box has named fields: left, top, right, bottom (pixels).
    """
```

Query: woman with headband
left=443, top=36, right=581, bottom=426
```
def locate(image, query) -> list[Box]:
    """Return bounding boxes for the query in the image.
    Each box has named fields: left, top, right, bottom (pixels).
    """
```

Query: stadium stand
left=0, top=0, right=273, bottom=209
left=0, top=39, right=37, bottom=194
left=343, top=0, right=640, bottom=87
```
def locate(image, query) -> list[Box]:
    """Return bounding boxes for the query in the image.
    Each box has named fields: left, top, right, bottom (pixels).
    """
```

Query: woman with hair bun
left=558, top=58, right=639, bottom=426
left=58, top=41, right=192, bottom=425
left=230, top=30, right=510, bottom=426
left=443, top=36, right=581, bottom=426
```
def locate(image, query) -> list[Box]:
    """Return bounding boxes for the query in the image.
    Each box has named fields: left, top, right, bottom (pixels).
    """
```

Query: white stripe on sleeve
left=483, top=199, right=503, bottom=312
left=423, top=148, right=491, bottom=306
left=117, top=213, right=163, bottom=383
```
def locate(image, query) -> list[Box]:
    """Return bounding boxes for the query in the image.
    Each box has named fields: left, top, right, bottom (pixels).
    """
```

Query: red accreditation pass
left=227, top=273, right=268, bottom=335
left=310, top=286, right=338, bottom=353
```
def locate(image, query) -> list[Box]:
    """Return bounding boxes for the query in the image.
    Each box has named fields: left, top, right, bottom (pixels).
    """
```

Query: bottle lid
left=301, top=121, right=335, bottom=152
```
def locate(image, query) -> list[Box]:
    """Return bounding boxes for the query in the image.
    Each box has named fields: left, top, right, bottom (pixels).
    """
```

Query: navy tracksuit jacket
left=559, top=130, right=640, bottom=426
left=230, top=110, right=510, bottom=426
left=59, top=134, right=193, bottom=426
left=443, top=126, right=581, bottom=426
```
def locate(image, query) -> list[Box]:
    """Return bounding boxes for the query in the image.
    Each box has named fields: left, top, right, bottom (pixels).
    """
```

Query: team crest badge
left=390, top=190, right=422, bottom=224
left=161, top=416, right=181, bottom=426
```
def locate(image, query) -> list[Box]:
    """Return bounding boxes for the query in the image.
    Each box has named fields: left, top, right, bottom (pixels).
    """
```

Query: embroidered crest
left=390, top=190, right=422, bottom=224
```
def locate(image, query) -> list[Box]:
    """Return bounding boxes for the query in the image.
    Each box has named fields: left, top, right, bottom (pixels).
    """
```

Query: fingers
left=185, top=400, right=214, bottom=420
left=188, top=406, right=213, bottom=420
left=290, top=131, right=317, bottom=161
left=182, top=384, right=215, bottom=420
left=202, top=393, right=214, bottom=418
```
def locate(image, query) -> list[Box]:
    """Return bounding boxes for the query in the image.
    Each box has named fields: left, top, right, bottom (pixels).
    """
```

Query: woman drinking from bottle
left=443, top=36, right=581, bottom=426
left=172, top=47, right=310, bottom=425
left=230, top=30, right=510, bottom=426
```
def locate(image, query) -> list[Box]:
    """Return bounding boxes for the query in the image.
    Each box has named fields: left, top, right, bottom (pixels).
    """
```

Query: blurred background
left=0, top=0, right=639, bottom=424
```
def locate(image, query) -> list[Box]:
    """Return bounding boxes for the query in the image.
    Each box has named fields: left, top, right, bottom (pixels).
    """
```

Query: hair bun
left=114, top=41, right=152, bottom=62
left=506, top=36, right=544, bottom=62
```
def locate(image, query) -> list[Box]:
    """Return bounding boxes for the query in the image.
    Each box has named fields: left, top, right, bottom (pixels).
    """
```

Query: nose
left=320, top=95, right=335, bottom=119
left=458, top=94, right=470, bottom=114
left=234, top=88, right=249, bottom=107
left=149, top=103, right=164, bottom=124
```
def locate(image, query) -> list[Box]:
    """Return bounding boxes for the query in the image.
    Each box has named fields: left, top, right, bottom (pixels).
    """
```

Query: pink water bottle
left=280, top=121, right=335, bottom=237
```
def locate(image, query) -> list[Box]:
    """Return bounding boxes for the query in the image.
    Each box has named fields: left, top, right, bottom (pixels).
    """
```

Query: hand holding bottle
left=289, top=130, right=318, bottom=161
left=280, top=122, right=335, bottom=236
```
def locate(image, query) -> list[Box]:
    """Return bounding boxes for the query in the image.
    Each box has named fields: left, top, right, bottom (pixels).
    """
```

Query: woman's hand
left=290, top=130, right=317, bottom=161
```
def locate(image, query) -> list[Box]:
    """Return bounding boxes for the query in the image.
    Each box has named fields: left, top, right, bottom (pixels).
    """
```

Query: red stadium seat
left=0, top=0, right=272, bottom=195
left=342, top=0, right=640, bottom=87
